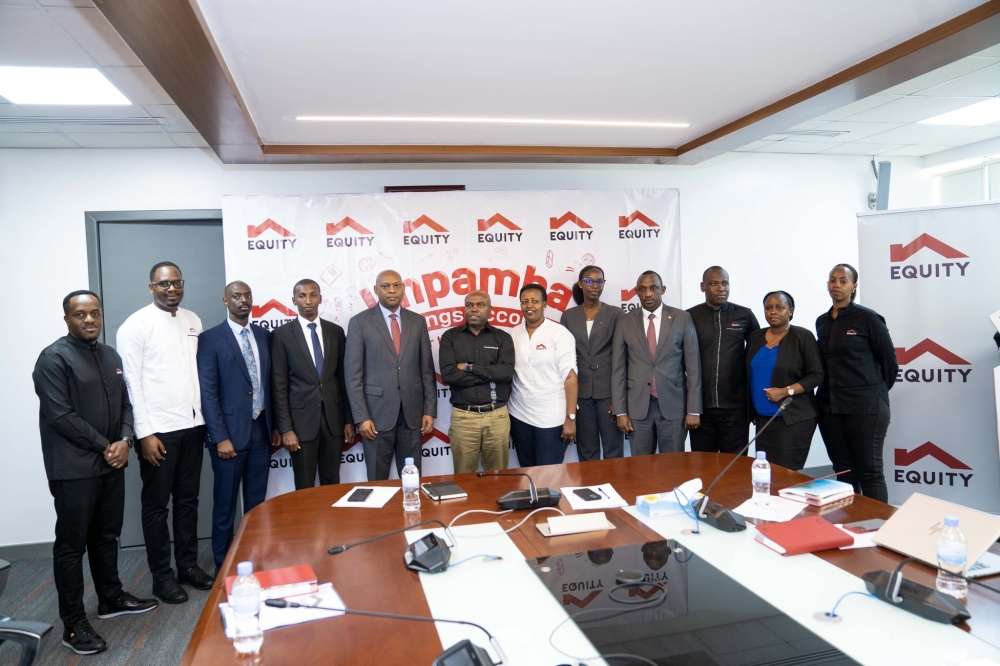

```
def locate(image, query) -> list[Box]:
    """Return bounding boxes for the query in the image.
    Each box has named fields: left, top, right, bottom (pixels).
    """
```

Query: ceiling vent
left=0, top=117, right=167, bottom=126
left=777, top=129, right=847, bottom=138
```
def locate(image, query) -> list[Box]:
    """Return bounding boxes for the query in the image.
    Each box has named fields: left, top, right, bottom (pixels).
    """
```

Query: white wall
left=0, top=148, right=933, bottom=547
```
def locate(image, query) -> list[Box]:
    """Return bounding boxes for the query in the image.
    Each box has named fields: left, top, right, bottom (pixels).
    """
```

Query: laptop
left=873, top=493, right=1000, bottom=578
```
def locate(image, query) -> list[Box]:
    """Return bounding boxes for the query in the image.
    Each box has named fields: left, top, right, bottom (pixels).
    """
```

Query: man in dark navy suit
left=197, top=281, right=278, bottom=570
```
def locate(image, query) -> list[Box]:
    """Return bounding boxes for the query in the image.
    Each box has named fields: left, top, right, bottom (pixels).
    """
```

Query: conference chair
left=0, top=558, right=52, bottom=666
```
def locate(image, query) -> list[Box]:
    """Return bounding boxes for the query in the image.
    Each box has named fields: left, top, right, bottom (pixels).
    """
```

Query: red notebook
left=224, top=564, right=318, bottom=603
left=755, top=516, right=853, bottom=556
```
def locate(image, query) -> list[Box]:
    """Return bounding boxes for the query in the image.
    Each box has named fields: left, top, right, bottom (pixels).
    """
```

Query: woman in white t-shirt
left=507, top=284, right=578, bottom=467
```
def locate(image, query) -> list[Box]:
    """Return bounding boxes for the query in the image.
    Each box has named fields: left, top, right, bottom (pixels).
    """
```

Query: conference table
left=181, top=453, right=1000, bottom=665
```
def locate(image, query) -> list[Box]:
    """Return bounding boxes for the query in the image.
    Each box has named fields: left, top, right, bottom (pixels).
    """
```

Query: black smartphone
left=348, top=488, right=374, bottom=502
left=573, top=488, right=602, bottom=501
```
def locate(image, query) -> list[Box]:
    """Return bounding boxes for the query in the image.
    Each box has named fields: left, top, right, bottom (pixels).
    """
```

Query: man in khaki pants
left=438, top=291, right=515, bottom=473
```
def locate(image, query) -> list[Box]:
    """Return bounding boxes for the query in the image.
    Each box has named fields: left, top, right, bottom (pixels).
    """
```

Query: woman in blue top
left=745, top=291, right=824, bottom=470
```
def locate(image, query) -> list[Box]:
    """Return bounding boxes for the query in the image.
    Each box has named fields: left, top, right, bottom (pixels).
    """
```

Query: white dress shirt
left=116, top=303, right=204, bottom=439
left=379, top=303, right=403, bottom=338
left=508, top=319, right=577, bottom=428
left=642, top=307, right=662, bottom=343
left=298, top=315, right=324, bottom=361
left=227, top=317, right=261, bottom=387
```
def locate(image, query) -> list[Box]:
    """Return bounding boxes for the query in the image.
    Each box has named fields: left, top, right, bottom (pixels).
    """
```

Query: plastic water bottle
left=402, top=457, right=420, bottom=512
left=231, top=561, right=264, bottom=654
left=936, top=515, right=968, bottom=599
left=752, top=451, right=771, bottom=506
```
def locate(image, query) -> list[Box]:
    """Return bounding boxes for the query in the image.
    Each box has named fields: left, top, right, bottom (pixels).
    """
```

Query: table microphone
left=694, top=397, right=792, bottom=533
left=477, top=471, right=562, bottom=510
left=328, top=519, right=455, bottom=574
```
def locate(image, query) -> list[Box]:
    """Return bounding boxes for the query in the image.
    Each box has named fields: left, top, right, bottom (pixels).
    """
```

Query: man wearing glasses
left=117, top=262, right=213, bottom=605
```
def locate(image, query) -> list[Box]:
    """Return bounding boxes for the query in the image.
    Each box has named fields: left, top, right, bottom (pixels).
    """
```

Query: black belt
left=454, top=403, right=504, bottom=413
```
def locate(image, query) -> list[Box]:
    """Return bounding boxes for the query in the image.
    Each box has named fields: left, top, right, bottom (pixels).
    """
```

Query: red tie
left=647, top=313, right=658, bottom=398
left=390, top=313, right=401, bottom=356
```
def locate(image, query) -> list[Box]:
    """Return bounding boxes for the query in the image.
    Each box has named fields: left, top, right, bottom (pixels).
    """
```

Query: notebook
left=224, top=564, right=318, bottom=603
left=755, top=516, right=853, bottom=556
left=420, top=481, right=468, bottom=501
left=778, top=478, right=855, bottom=506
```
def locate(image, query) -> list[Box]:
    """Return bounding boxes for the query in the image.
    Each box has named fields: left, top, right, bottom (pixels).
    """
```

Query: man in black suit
left=271, top=279, right=354, bottom=488
left=32, top=291, right=157, bottom=656
left=197, top=281, right=278, bottom=570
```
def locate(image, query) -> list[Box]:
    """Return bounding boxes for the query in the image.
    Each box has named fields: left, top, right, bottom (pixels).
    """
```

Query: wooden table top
left=181, top=453, right=1000, bottom=665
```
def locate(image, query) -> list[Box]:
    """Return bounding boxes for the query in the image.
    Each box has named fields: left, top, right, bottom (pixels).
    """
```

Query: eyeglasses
left=152, top=280, right=185, bottom=289
left=582, top=278, right=606, bottom=286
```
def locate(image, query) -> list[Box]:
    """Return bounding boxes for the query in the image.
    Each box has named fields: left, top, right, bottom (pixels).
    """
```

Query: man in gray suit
left=612, top=270, right=702, bottom=455
left=345, top=270, right=437, bottom=480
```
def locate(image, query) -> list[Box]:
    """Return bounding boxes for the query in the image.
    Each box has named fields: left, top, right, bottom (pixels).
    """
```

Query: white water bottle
left=936, top=515, right=968, bottom=599
left=752, top=451, right=771, bottom=506
left=230, top=561, right=263, bottom=654
left=402, top=457, right=420, bottom=512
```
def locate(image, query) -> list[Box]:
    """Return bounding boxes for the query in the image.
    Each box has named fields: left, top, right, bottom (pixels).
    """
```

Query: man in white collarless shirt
left=117, top=262, right=213, bottom=605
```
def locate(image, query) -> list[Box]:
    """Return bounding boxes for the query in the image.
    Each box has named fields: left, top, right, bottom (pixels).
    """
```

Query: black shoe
left=152, top=577, right=189, bottom=604
left=178, top=565, right=215, bottom=591
left=97, top=591, right=158, bottom=619
left=62, top=620, right=107, bottom=655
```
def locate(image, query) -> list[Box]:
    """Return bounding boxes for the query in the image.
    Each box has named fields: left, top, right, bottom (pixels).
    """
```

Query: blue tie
left=308, top=322, right=324, bottom=378
left=239, top=328, right=263, bottom=420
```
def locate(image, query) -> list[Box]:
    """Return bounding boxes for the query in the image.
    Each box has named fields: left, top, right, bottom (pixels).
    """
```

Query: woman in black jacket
left=745, top=291, right=824, bottom=470
left=816, top=264, right=899, bottom=502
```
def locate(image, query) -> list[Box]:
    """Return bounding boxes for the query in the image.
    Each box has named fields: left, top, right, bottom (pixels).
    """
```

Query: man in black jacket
left=32, top=291, right=157, bottom=656
left=686, top=267, right=760, bottom=454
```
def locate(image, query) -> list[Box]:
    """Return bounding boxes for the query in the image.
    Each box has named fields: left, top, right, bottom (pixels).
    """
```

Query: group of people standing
left=32, top=258, right=898, bottom=655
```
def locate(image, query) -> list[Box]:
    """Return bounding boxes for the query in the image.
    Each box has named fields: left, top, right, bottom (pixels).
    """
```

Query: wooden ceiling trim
left=261, top=144, right=678, bottom=157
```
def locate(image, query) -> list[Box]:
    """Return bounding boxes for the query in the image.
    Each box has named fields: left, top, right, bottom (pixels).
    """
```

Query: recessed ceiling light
left=918, top=98, right=1000, bottom=126
left=295, top=115, right=688, bottom=129
left=0, top=66, right=130, bottom=105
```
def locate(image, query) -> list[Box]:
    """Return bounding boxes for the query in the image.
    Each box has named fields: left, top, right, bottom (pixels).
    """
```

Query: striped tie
left=647, top=313, right=658, bottom=399
left=240, top=328, right=262, bottom=419
left=390, top=313, right=401, bottom=356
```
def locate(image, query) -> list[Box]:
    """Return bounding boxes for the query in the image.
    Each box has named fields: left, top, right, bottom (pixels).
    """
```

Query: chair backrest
left=0, top=558, right=10, bottom=600
left=0, top=559, right=53, bottom=666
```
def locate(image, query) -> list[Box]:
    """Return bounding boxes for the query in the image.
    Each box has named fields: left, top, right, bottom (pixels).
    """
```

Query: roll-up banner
left=222, top=189, right=680, bottom=499
left=858, top=201, right=1000, bottom=511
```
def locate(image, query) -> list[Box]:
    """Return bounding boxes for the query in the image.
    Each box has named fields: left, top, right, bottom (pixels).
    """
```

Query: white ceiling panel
left=48, top=8, right=142, bottom=67
left=0, top=104, right=28, bottom=117
left=0, top=123, right=56, bottom=132
left=63, top=131, right=178, bottom=147
left=732, top=140, right=776, bottom=152
left=49, top=122, right=164, bottom=133
left=883, top=144, right=950, bottom=156
left=820, top=142, right=907, bottom=155
left=974, top=45, right=1000, bottom=58
left=754, top=141, right=838, bottom=154
left=103, top=67, right=173, bottom=105
left=785, top=121, right=828, bottom=131
left=840, top=95, right=987, bottom=123
left=880, top=56, right=999, bottom=95
left=141, top=104, right=198, bottom=133
left=932, top=124, right=1000, bottom=145
left=816, top=95, right=902, bottom=121
left=0, top=133, right=77, bottom=147
left=859, top=123, right=967, bottom=144
left=916, top=61, right=1000, bottom=97
left=38, top=0, right=94, bottom=6
left=806, top=121, right=905, bottom=141
left=16, top=103, right=150, bottom=117
left=169, top=132, right=210, bottom=147
left=0, top=6, right=92, bottom=67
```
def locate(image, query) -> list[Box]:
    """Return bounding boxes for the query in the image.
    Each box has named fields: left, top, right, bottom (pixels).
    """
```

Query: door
left=87, top=210, right=226, bottom=548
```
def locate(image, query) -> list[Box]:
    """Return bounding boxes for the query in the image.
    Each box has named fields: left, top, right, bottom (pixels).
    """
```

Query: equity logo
left=893, top=442, right=973, bottom=488
left=422, top=428, right=451, bottom=459
left=326, top=217, right=374, bottom=248
left=549, top=211, right=593, bottom=241
left=889, top=233, right=968, bottom=280
left=620, top=286, right=640, bottom=312
left=403, top=215, right=450, bottom=245
left=246, top=219, right=296, bottom=250
left=477, top=213, right=522, bottom=243
left=895, top=339, right=971, bottom=384
left=250, top=299, right=296, bottom=330
left=618, top=210, right=660, bottom=239
left=563, top=591, right=602, bottom=608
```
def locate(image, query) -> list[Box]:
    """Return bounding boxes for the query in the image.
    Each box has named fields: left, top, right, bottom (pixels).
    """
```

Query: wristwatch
left=787, top=388, right=796, bottom=396
left=567, top=414, right=576, bottom=420
left=466, top=363, right=473, bottom=373
left=124, top=436, right=135, bottom=449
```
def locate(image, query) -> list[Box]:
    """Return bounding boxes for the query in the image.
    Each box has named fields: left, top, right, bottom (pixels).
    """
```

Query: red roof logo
left=621, top=287, right=637, bottom=301
left=247, top=219, right=294, bottom=238
left=550, top=212, right=592, bottom=229
left=895, top=340, right=969, bottom=365
left=477, top=213, right=521, bottom=232
left=435, top=372, right=449, bottom=386
left=895, top=442, right=971, bottom=470
left=889, top=234, right=967, bottom=262
left=251, top=300, right=296, bottom=318
left=404, top=215, right=448, bottom=233
left=627, top=586, right=663, bottom=600
left=326, top=217, right=373, bottom=235
left=422, top=428, right=451, bottom=445
left=618, top=211, right=658, bottom=228
left=563, top=591, right=602, bottom=608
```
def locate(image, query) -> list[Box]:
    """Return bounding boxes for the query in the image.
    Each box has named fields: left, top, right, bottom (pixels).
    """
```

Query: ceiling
left=0, top=0, right=205, bottom=149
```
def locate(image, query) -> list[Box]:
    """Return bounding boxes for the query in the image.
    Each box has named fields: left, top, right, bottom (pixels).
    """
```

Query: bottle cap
left=944, top=515, right=959, bottom=527
left=404, top=457, right=414, bottom=466
left=237, top=561, right=253, bottom=575
left=756, top=451, right=767, bottom=460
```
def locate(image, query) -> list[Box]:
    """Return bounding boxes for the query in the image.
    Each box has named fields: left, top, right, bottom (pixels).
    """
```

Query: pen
left=596, top=487, right=611, bottom=500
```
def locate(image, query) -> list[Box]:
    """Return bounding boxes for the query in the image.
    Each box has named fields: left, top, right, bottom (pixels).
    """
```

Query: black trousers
left=510, top=416, right=566, bottom=467
left=138, top=426, right=205, bottom=580
left=49, top=470, right=124, bottom=628
left=291, top=409, right=343, bottom=489
left=754, top=413, right=817, bottom=471
left=361, top=406, right=422, bottom=480
left=818, top=399, right=891, bottom=502
left=575, top=397, right=623, bottom=461
left=689, top=408, right=750, bottom=454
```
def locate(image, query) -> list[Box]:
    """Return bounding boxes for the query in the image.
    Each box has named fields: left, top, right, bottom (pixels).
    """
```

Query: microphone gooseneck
left=327, top=519, right=453, bottom=555
left=478, top=471, right=538, bottom=504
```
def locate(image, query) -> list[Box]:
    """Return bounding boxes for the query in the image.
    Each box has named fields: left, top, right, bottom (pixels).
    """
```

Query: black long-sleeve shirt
left=815, top=303, right=899, bottom=415
left=438, top=323, right=514, bottom=407
left=686, top=302, right=760, bottom=410
left=33, top=335, right=134, bottom=481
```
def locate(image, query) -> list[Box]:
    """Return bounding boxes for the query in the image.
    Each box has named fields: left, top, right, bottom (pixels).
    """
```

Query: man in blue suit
left=197, top=281, right=277, bottom=571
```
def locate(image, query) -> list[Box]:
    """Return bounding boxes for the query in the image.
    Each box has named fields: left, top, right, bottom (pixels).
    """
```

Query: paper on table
left=219, top=583, right=345, bottom=637
left=733, top=495, right=807, bottom=522
left=560, top=483, right=628, bottom=511
left=835, top=524, right=879, bottom=549
left=332, top=486, right=399, bottom=509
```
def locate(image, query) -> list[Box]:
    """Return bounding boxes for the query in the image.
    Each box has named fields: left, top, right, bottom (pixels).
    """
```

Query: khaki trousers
left=449, top=405, right=511, bottom=474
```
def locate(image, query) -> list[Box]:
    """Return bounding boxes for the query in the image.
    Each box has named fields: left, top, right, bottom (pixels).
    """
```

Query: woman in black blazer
left=560, top=265, right=623, bottom=461
left=745, top=291, right=824, bottom=470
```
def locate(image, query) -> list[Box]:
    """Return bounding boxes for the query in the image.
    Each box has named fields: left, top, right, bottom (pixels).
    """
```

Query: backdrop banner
left=858, top=202, right=1000, bottom=511
left=222, top=189, right=680, bottom=499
